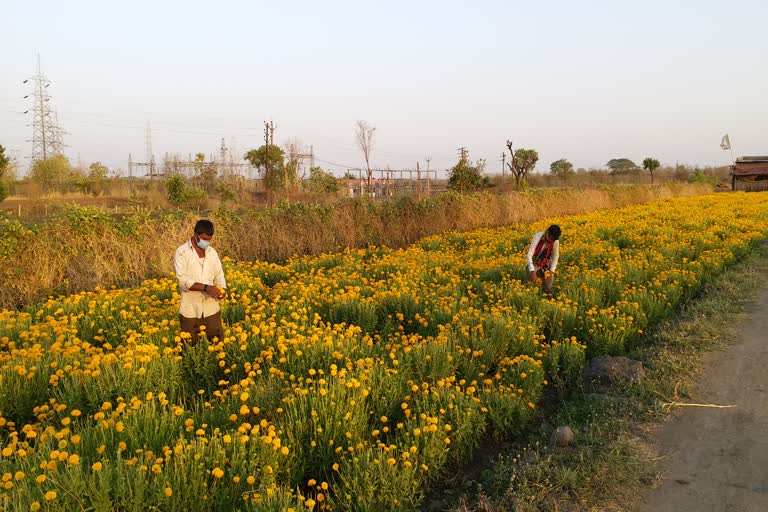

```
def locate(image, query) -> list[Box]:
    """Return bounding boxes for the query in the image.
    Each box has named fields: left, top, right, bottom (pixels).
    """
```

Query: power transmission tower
left=457, top=147, right=468, bottom=161
left=145, top=121, right=155, bottom=178
left=219, top=138, right=229, bottom=176
left=425, top=156, right=432, bottom=196
left=24, top=55, right=65, bottom=163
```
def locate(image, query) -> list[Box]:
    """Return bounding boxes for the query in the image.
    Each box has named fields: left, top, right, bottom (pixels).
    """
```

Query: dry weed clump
left=2, top=183, right=709, bottom=309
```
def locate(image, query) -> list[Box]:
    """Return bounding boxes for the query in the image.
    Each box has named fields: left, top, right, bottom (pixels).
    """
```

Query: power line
left=314, top=157, right=358, bottom=169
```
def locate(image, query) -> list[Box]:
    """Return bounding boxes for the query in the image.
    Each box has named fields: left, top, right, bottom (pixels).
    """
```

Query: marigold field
left=1, top=193, right=767, bottom=511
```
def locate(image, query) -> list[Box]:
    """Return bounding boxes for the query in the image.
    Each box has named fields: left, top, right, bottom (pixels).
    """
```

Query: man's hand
left=527, top=270, right=538, bottom=282
left=206, top=286, right=226, bottom=300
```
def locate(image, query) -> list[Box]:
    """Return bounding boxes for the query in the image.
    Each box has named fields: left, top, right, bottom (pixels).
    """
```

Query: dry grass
left=1, top=183, right=710, bottom=309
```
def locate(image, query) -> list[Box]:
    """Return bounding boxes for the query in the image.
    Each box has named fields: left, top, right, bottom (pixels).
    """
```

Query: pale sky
left=1, top=0, right=766, bottom=176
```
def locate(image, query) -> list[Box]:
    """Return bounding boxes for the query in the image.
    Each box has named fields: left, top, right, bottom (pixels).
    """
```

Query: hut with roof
left=731, top=156, right=768, bottom=191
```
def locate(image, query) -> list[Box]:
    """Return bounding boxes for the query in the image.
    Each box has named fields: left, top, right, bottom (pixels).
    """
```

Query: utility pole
left=416, top=161, right=421, bottom=199
left=425, top=156, right=432, bottom=196
left=501, top=152, right=506, bottom=182
left=264, top=121, right=276, bottom=198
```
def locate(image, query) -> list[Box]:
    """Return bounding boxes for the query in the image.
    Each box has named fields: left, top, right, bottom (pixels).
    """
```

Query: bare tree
left=355, top=120, right=376, bottom=195
left=284, top=138, right=308, bottom=188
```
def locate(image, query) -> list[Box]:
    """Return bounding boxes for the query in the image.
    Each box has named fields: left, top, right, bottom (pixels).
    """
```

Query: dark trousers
left=526, top=268, right=555, bottom=296
left=179, top=311, right=224, bottom=345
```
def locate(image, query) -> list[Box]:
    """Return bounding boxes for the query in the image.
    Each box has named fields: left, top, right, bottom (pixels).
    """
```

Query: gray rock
left=583, top=355, right=645, bottom=392
left=551, top=425, right=575, bottom=447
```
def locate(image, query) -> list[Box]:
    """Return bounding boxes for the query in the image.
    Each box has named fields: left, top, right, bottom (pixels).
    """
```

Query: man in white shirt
left=525, top=224, right=561, bottom=297
left=174, top=219, right=227, bottom=345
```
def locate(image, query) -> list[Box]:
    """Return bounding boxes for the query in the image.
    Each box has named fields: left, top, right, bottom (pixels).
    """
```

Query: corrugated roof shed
left=731, top=156, right=768, bottom=176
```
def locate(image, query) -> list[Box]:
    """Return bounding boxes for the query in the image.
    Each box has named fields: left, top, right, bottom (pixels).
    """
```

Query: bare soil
left=638, top=285, right=768, bottom=512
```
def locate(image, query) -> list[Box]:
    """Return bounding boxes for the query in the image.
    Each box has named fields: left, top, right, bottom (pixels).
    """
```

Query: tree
left=245, top=145, right=287, bottom=191
left=354, top=120, right=375, bottom=195
left=165, top=174, right=189, bottom=206
left=0, top=145, right=8, bottom=202
left=606, top=158, right=639, bottom=175
left=642, top=157, right=661, bottom=185
left=88, top=161, right=109, bottom=180
left=341, top=171, right=358, bottom=180
left=29, top=154, right=75, bottom=192
left=282, top=139, right=306, bottom=192
left=303, top=166, right=340, bottom=194
left=448, top=152, right=488, bottom=193
left=505, top=141, right=538, bottom=189
left=0, top=145, right=8, bottom=176
left=549, top=158, right=575, bottom=182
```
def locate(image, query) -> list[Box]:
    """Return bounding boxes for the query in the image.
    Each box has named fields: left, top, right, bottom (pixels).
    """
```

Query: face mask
left=196, top=236, right=211, bottom=250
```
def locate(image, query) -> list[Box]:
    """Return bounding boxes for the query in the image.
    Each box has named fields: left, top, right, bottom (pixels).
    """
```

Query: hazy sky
left=1, top=0, right=766, bottom=176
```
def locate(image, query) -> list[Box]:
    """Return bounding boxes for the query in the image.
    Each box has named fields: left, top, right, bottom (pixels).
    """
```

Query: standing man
left=174, top=219, right=227, bottom=345
left=526, top=224, right=561, bottom=297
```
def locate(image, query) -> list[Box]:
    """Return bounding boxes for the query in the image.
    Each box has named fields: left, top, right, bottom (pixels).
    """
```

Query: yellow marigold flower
left=68, top=454, right=80, bottom=465
left=31, top=502, right=41, bottom=511
left=304, top=498, right=316, bottom=508
left=247, top=475, right=256, bottom=485
left=280, top=446, right=290, bottom=456
left=44, top=490, right=57, bottom=501
left=212, top=467, right=224, bottom=478
left=36, top=475, right=47, bottom=484
left=164, top=487, right=173, bottom=497
left=14, top=471, right=24, bottom=481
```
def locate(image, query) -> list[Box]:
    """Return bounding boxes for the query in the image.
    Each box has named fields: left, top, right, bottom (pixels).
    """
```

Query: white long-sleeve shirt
left=173, top=240, right=227, bottom=319
left=526, top=231, right=560, bottom=273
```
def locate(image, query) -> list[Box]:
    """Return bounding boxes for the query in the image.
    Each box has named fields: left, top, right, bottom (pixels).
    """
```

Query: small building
left=731, top=156, right=768, bottom=191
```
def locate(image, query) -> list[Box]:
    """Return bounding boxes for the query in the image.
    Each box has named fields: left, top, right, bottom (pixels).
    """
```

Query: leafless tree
left=284, top=138, right=308, bottom=186
left=355, top=120, right=376, bottom=195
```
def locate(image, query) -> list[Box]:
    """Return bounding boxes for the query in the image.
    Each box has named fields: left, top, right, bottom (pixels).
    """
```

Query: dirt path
left=639, top=285, right=768, bottom=512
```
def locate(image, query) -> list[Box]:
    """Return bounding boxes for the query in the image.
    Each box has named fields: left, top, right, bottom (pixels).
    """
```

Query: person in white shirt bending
left=174, top=219, right=227, bottom=345
left=525, top=224, right=561, bottom=297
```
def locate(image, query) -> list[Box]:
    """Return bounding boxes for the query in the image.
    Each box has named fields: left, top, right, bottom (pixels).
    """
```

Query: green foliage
left=0, top=144, right=10, bottom=202
left=29, top=154, right=76, bottom=191
left=549, top=158, right=575, bottom=181
left=448, top=156, right=489, bottom=193
left=166, top=174, right=189, bottom=206
left=606, top=158, right=639, bottom=175
left=642, top=157, right=661, bottom=184
left=0, top=145, right=8, bottom=177
left=303, top=166, right=340, bottom=193
left=506, top=144, right=539, bottom=189
left=88, top=161, right=110, bottom=179
left=216, top=180, right=237, bottom=205
left=689, top=168, right=716, bottom=185
left=244, top=145, right=290, bottom=191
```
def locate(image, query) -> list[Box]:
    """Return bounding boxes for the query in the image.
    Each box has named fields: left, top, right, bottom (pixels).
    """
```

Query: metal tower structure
left=145, top=121, right=155, bottom=178
left=23, top=55, right=65, bottom=163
